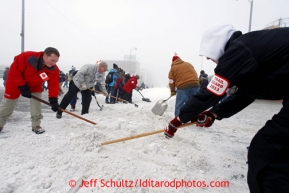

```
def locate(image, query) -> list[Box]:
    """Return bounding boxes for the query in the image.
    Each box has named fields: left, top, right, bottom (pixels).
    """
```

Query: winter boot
left=56, top=111, right=62, bottom=119
left=32, top=126, right=45, bottom=134
left=70, top=104, right=76, bottom=112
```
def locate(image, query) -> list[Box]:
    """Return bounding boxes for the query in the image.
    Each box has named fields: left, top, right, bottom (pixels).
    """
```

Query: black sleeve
left=179, top=88, right=223, bottom=123
left=210, top=89, right=255, bottom=119
left=179, top=39, right=258, bottom=123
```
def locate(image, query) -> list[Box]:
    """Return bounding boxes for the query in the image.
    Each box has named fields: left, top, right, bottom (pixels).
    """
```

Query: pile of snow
left=0, top=87, right=282, bottom=193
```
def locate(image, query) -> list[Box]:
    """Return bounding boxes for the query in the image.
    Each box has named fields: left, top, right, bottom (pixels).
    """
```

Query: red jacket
left=5, top=51, right=60, bottom=99
left=122, top=76, right=138, bottom=93
left=114, top=77, right=120, bottom=89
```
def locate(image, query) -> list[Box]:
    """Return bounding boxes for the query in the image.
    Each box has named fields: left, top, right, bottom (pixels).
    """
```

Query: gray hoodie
left=73, top=64, right=106, bottom=92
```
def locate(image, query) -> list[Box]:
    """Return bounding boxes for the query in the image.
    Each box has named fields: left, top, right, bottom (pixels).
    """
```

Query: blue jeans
left=175, top=87, right=199, bottom=117
left=42, top=81, right=47, bottom=92
left=63, top=81, right=68, bottom=88
left=70, top=94, right=78, bottom=105
left=106, top=86, right=115, bottom=103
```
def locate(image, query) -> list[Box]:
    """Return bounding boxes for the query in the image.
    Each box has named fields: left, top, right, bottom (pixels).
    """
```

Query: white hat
left=199, top=24, right=236, bottom=62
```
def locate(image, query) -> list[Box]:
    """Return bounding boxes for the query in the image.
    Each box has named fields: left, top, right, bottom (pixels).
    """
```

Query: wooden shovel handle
left=101, top=122, right=196, bottom=146
left=89, top=89, right=138, bottom=107
left=89, top=88, right=129, bottom=103
left=31, top=95, right=97, bottom=125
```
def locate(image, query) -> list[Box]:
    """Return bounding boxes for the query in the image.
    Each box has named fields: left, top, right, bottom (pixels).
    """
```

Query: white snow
left=0, top=86, right=282, bottom=193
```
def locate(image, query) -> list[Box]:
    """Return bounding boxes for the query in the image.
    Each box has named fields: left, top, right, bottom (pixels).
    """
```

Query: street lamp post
left=130, top=47, right=137, bottom=60
left=21, top=0, right=25, bottom=52
left=236, top=0, right=253, bottom=32
left=248, top=0, right=253, bottom=32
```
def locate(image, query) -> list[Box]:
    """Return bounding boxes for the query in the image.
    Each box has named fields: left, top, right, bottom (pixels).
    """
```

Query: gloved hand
left=102, top=91, right=108, bottom=96
left=164, top=117, right=182, bottom=139
left=80, top=83, right=88, bottom=90
left=91, top=90, right=96, bottom=97
left=171, top=91, right=176, bottom=96
left=195, top=111, right=216, bottom=127
left=49, top=97, right=59, bottom=112
left=18, top=85, right=32, bottom=98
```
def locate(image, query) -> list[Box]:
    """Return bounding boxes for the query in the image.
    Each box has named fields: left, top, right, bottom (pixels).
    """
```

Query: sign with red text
left=207, top=74, right=229, bottom=96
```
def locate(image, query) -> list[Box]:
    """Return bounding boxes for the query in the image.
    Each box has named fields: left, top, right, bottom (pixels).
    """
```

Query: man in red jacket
left=0, top=47, right=60, bottom=134
left=122, top=74, right=140, bottom=103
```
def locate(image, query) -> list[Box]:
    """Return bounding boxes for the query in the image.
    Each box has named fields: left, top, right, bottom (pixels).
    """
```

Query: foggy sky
left=0, top=0, right=288, bottom=86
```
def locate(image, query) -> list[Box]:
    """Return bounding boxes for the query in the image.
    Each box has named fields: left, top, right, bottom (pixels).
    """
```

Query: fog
left=0, top=0, right=288, bottom=86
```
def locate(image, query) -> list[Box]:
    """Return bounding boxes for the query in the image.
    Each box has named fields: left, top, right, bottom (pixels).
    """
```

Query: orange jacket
left=168, top=58, right=199, bottom=92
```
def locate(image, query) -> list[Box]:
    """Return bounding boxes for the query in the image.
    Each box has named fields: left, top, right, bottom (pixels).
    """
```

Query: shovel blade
left=151, top=99, right=168, bottom=116
left=142, top=98, right=151, bottom=102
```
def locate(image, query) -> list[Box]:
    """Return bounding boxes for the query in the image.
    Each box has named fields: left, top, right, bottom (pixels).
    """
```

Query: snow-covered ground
left=0, top=84, right=282, bottom=193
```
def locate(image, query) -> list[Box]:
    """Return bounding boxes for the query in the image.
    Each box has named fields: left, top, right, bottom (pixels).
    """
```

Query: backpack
left=105, top=72, right=115, bottom=84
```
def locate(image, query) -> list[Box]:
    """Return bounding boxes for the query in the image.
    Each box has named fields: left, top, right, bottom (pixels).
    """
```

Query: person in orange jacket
left=0, top=47, right=60, bottom=134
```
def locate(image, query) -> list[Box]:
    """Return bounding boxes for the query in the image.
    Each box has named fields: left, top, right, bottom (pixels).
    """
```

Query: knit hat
left=99, top=61, right=108, bottom=71
left=135, top=74, right=140, bottom=79
left=113, top=63, right=118, bottom=69
left=172, top=52, right=179, bottom=62
left=71, top=66, right=76, bottom=71
left=200, top=70, right=205, bottom=75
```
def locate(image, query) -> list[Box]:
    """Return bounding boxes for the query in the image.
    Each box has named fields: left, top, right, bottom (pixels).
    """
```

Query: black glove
left=90, top=88, right=95, bottom=97
left=49, top=97, right=59, bottom=112
left=18, top=85, right=32, bottom=98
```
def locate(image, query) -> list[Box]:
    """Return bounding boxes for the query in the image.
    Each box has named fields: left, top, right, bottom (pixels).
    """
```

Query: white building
left=104, top=60, right=145, bottom=86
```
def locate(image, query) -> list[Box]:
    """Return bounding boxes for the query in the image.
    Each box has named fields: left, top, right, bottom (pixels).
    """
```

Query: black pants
left=58, top=81, right=92, bottom=115
left=122, top=91, right=132, bottom=103
left=80, top=90, right=92, bottom=115
left=247, top=96, right=289, bottom=193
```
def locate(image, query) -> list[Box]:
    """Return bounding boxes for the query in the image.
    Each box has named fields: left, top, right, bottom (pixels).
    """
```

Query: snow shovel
left=136, top=89, right=151, bottom=102
left=31, top=95, right=97, bottom=125
left=151, top=96, right=173, bottom=116
left=93, top=95, right=103, bottom=111
left=89, top=88, right=138, bottom=107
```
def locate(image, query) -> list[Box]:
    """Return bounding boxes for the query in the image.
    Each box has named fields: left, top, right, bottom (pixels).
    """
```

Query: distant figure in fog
left=2, top=67, right=9, bottom=87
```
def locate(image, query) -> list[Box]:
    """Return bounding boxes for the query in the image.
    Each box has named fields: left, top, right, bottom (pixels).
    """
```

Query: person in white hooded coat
left=164, top=24, right=289, bottom=193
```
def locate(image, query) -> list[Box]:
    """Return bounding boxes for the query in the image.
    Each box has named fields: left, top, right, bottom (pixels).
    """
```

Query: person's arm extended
left=210, top=89, right=255, bottom=119
left=178, top=88, right=223, bottom=123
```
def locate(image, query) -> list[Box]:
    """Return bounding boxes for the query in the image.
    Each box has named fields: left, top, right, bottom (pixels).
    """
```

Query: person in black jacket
left=164, top=24, right=289, bottom=193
